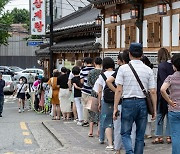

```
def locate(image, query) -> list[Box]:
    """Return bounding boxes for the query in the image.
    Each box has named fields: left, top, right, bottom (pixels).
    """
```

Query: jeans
left=0, top=96, right=4, bottom=115
left=99, top=99, right=113, bottom=142
left=114, top=105, right=136, bottom=150
left=121, top=99, right=147, bottom=154
left=168, top=111, right=180, bottom=154
left=155, top=102, right=170, bottom=136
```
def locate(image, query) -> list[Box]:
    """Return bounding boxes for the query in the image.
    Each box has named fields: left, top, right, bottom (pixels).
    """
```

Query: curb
left=42, top=121, right=69, bottom=148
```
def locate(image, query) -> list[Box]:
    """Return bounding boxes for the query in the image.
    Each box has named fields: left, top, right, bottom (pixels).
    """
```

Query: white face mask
left=19, top=81, right=23, bottom=84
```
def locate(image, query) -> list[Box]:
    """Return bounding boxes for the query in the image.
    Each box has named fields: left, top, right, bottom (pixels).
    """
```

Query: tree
left=0, top=0, right=13, bottom=46
left=10, top=8, right=29, bottom=24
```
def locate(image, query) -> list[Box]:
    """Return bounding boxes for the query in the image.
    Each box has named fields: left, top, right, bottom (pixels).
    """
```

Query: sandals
left=152, top=137, right=164, bottom=144
left=88, top=133, right=93, bottom=137
left=166, top=137, right=172, bottom=144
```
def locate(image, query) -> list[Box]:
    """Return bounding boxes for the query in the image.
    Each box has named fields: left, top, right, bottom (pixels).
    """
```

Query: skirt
left=59, top=88, right=72, bottom=113
left=17, top=93, right=25, bottom=100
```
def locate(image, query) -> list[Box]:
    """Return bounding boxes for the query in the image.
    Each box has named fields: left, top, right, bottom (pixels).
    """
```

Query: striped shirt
left=80, top=66, right=94, bottom=95
left=164, top=71, right=180, bottom=112
left=115, top=60, right=155, bottom=98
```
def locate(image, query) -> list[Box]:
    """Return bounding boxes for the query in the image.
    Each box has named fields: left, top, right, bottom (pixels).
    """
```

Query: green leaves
left=0, top=0, right=12, bottom=45
left=0, top=2, right=30, bottom=45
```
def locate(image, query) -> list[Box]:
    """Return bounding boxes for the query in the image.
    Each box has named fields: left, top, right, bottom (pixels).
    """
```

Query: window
left=108, top=26, right=116, bottom=49
left=125, top=24, right=136, bottom=48
left=147, top=18, right=161, bottom=47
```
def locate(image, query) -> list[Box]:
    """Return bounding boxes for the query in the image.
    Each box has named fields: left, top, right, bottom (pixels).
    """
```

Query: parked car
left=9, top=66, right=23, bottom=73
left=0, top=66, right=15, bottom=77
left=14, top=68, right=44, bottom=83
left=2, top=75, right=16, bottom=93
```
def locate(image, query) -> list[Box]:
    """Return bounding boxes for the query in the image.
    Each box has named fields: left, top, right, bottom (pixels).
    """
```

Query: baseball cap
left=129, top=43, right=143, bottom=54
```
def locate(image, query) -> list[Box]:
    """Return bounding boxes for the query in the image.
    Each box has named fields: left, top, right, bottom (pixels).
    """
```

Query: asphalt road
left=0, top=94, right=62, bottom=154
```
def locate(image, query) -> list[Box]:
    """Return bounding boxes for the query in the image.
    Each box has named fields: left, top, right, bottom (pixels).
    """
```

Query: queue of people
left=5, top=42, right=180, bottom=154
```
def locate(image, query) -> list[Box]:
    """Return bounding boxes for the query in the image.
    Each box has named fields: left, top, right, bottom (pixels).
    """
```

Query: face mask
left=20, top=81, right=23, bottom=84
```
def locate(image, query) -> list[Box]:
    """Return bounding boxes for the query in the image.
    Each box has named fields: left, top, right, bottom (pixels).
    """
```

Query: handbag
left=17, top=83, right=24, bottom=97
left=48, top=78, right=53, bottom=98
left=85, top=96, right=99, bottom=113
left=26, top=92, right=31, bottom=99
left=128, top=63, right=154, bottom=115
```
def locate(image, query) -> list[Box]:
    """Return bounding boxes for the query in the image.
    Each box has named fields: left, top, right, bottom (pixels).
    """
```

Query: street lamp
left=110, top=12, right=117, bottom=23
left=130, top=5, right=139, bottom=19
left=157, top=0, right=171, bottom=15
left=95, top=15, right=103, bottom=26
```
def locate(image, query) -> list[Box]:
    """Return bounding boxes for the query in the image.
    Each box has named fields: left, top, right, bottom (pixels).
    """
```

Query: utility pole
left=49, top=0, right=53, bottom=77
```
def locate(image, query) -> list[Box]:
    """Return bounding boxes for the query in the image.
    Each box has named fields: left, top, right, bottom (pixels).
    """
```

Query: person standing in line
left=48, top=71, right=60, bottom=120
left=71, top=66, right=83, bottom=125
left=68, top=60, right=83, bottom=122
left=141, top=56, right=154, bottom=139
left=161, top=53, right=180, bottom=154
left=114, top=43, right=157, bottom=154
left=152, top=48, right=174, bottom=144
left=87, top=57, right=102, bottom=137
left=28, top=73, right=35, bottom=92
left=80, top=57, right=94, bottom=127
left=15, top=78, right=28, bottom=113
left=58, top=67, right=71, bottom=120
left=0, top=73, right=5, bottom=117
left=96, top=57, right=115, bottom=150
left=107, top=50, right=136, bottom=154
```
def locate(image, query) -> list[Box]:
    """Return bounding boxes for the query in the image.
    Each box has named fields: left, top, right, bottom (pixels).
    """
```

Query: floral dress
left=87, top=68, right=101, bottom=123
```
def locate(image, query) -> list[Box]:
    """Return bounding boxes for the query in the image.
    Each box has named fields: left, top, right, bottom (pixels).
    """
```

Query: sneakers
left=18, top=109, right=21, bottom=113
left=0, top=114, right=2, bottom=117
left=22, top=109, right=24, bottom=112
left=99, top=139, right=104, bottom=144
left=74, top=119, right=79, bottom=122
left=82, top=122, right=89, bottom=127
left=77, top=121, right=83, bottom=126
left=106, top=145, right=114, bottom=151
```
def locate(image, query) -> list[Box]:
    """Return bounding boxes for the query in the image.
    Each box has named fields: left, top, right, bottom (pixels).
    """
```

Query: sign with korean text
left=30, top=0, right=46, bottom=35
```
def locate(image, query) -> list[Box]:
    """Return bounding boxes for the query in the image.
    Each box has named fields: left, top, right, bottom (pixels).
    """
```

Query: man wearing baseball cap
left=114, top=43, right=157, bottom=154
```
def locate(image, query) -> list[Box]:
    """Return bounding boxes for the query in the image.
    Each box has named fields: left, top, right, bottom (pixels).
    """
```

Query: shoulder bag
left=128, top=63, right=154, bottom=115
left=48, top=78, right=53, bottom=98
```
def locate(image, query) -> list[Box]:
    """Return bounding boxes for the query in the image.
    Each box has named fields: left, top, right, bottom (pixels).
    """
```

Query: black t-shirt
left=57, top=74, right=69, bottom=89
left=71, top=76, right=82, bottom=98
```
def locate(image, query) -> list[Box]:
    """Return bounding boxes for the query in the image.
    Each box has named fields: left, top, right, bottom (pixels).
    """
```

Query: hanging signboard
left=30, top=0, right=46, bottom=35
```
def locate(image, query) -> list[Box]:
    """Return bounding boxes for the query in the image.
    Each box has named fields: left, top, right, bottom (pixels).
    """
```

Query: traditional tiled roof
left=51, top=4, right=100, bottom=32
left=51, top=37, right=101, bottom=53
left=88, top=0, right=126, bottom=8
left=35, top=47, right=50, bottom=57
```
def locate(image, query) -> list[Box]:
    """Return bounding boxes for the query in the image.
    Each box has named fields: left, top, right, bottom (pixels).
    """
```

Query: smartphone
left=115, top=111, right=120, bottom=117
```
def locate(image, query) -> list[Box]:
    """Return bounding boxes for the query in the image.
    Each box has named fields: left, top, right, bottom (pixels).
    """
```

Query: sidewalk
left=43, top=120, right=172, bottom=154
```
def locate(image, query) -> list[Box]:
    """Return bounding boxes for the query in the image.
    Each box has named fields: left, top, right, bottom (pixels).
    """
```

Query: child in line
left=71, top=66, right=83, bottom=126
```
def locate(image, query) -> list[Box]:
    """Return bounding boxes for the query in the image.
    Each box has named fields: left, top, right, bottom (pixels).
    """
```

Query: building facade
left=0, top=24, right=40, bottom=68
left=89, top=0, right=180, bottom=65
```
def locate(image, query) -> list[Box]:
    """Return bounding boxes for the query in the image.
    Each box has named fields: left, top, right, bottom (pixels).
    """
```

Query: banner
left=30, top=0, right=46, bottom=35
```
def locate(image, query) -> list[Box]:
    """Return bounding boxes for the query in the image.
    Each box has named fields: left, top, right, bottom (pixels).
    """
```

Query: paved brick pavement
left=43, top=120, right=172, bottom=154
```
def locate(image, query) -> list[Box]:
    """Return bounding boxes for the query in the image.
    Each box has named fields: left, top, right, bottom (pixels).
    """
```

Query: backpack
left=101, top=73, right=116, bottom=104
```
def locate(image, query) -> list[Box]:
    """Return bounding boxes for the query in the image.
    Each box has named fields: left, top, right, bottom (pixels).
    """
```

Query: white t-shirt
left=68, top=72, right=74, bottom=80
left=115, top=60, right=155, bottom=98
left=96, top=70, right=115, bottom=99
left=17, top=83, right=27, bottom=93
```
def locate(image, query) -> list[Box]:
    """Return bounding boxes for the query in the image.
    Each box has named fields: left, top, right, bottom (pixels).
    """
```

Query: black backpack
left=101, top=73, right=116, bottom=104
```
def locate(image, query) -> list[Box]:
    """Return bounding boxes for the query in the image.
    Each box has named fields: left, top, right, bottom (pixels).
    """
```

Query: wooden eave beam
left=94, top=0, right=126, bottom=8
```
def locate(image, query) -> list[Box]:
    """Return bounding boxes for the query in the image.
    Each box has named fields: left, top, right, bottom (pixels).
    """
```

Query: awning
left=51, top=38, right=101, bottom=53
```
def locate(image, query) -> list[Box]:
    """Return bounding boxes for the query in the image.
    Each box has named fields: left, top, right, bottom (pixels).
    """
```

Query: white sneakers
left=18, top=109, right=21, bottom=113
left=77, top=121, right=83, bottom=126
left=106, top=145, right=114, bottom=151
